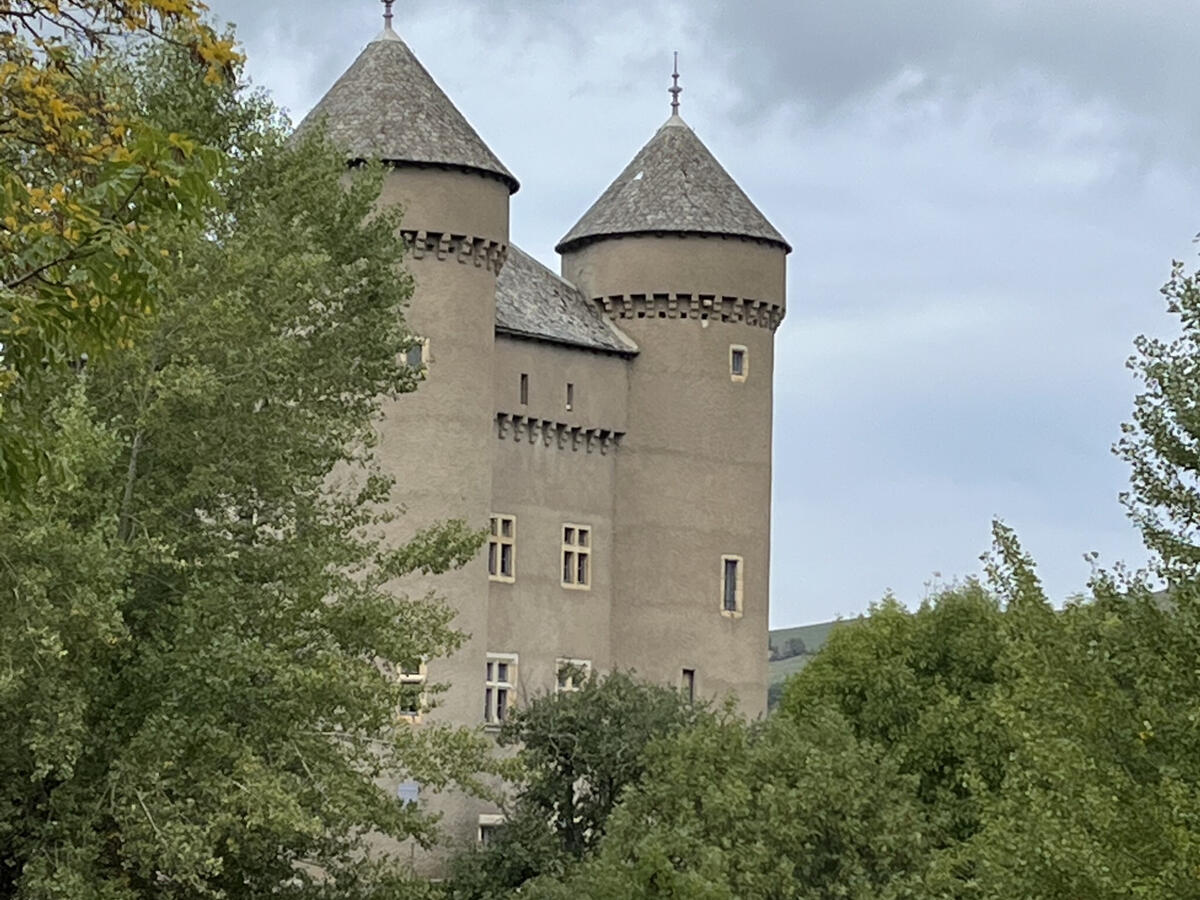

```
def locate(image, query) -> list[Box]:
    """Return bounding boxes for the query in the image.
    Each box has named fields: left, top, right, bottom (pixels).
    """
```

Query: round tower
left=558, top=97, right=789, bottom=716
left=297, top=14, right=515, bottom=857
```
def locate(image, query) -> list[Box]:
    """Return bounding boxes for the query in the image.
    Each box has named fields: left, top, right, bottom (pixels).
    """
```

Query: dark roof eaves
left=555, top=227, right=792, bottom=255
left=351, top=158, right=520, bottom=194
left=494, top=325, right=639, bottom=358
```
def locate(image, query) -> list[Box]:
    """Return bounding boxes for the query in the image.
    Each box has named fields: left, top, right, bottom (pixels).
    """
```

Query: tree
left=0, top=41, right=489, bottom=898
left=445, top=672, right=704, bottom=899
left=1118, top=253, right=1200, bottom=576
left=512, top=525, right=1200, bottom=899
left=1, top=1, right=239, bottom=495
left=517, top=708, right=929, bottom=900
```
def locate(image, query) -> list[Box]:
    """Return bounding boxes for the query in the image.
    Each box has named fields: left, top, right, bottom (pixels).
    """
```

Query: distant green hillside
left=767, top=619, right=860, bottom=708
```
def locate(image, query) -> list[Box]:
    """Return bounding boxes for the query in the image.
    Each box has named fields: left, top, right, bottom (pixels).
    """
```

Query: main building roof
left=557, top=114, right=789, bottom=253
left=296, top=27, right=519, bottom=193
left=496, top=246, right=638, bottom=356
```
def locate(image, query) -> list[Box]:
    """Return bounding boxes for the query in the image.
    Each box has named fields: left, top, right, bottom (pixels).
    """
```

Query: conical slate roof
left=296, top=27, right=518, bottom=193
left=557, top=114, right=789, bottom=253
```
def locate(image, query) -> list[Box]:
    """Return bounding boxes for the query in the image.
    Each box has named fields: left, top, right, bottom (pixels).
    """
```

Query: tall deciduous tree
left=1, top=1, right=239, bottom=495
left=0, top=41, right=487, bottom=898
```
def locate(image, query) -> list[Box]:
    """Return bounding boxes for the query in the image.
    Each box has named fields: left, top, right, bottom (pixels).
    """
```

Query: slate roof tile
left=496, top=246, right=637, bottom=356
left=557, top=114, right=788, bottom=252
left=296, top=28, right=518, bottom=193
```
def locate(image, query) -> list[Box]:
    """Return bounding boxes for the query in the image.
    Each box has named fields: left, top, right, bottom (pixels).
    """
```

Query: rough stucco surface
left=557, top=115, right=789, bottom=252
left=294, top=28, right=518, bottom=192
left=496, top=245, right=638, bottom=355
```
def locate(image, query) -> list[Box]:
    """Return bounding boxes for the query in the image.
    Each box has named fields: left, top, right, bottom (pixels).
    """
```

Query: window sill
left=720, top=608, right=744, bottom=620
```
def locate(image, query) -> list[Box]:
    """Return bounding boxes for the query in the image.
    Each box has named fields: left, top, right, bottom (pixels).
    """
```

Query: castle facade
left=298, top=14, right=790, bottom=857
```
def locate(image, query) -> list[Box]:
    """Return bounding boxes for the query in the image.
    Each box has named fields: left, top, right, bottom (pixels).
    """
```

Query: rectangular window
left=561, top=524, right=591, bottom=590
left=556, top=658, right=593, bottom=693
left=682, top=668, right=696, bottom=703
left=488, top=514, right=516, bottom=582
left=730, top=345, right=747, bottom=381
left=478, top=814, right=505, bottom=846
left=397, top=660, right=427, bottom=721
left=405, top=337, right=429, bottom=373
left=484, top=653, right=517, bottom=726
left=519, top=373, right=529, bottom=405
left=566, top=382, right=574, bottom=411
left=721, top=555, right=744, bottom=616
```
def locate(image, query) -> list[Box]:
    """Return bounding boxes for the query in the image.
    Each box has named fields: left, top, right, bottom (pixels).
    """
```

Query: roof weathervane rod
left=382, top=0, right=395, bottom=30
left=669, top=51, right=682, bottom=115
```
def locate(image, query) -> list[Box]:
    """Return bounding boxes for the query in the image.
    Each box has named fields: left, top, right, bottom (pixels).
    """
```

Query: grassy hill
left=767, top=619, right=860, bottom=708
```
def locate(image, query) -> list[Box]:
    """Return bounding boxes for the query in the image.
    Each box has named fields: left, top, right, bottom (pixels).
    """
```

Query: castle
left=297, top=9, right=790, bottom=857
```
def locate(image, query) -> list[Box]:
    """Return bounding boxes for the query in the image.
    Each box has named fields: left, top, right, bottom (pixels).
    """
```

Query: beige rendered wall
left=562, top=234, right=787, bottom=717
left=369, top=165, right=509, bottom=868
left=487, top=337, right=630, bottom=701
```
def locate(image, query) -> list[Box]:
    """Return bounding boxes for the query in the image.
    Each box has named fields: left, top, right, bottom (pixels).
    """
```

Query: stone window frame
left=405, top=336, right=430, bottom=375
left=396, top=659, right=428, bottom=723
left=488, top=514, right=516, bottom=583
left=730, top=344, right=748, bottom=382
left=478, top=813, right=505, bottom=846
left=484, top=652, right=518, bottom=728
left=555, top=658, right=593, bottom=693
left=721, top=554, right=744, bottom=618
left=561, top=524, right=592, bottom=591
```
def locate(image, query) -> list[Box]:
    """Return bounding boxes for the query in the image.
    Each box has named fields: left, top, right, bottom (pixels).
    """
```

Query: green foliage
left=505, top=525, right=1200, bottom=899
left=445, top=672, right=703, bottom=898
left=1118, top=254, right=1200, bottom=576
left=0, top=1, right=238, bottom=497
left=0, top=41, right=487, bottom=898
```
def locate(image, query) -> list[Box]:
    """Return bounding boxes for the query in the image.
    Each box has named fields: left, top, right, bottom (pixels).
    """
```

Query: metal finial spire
left=382, top=0, right=395, bottom=30
left=669, top=51, right=682, bottom=115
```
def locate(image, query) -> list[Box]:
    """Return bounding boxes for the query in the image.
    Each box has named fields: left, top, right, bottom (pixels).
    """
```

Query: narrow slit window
left=566, top=382, right=574, bottom=411
left=488, top=515, right=516, bottom=582
left=561, top=524, right=591, bottom=590
left=682, top=668, right=696, bottom=703
left=519, top=373, right=529, bottom=405
left=721, top=555, right=744, bottom=616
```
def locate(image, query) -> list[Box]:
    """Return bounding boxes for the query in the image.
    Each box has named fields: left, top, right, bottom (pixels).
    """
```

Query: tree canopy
left=1, top=1, right=239, bottom=495
left=0, top=38, right=488, bottom=898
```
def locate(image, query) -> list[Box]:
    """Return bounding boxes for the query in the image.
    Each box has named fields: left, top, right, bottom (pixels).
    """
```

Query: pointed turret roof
left=296, top=26, right=518, bottom=193
left=557, top=114, right=788, bottom=253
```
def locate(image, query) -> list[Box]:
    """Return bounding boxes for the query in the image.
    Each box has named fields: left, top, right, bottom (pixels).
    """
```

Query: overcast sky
left=204, top=0, right=1200, bottom=628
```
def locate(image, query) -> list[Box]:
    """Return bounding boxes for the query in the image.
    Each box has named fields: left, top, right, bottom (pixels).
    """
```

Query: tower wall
left=372, top=165, right=509, bottom=864
left=562, top=234, right=786, bottom=716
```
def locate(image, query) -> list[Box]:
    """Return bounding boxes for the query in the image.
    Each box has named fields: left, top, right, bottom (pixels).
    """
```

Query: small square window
left=561, top=524, right=591, bottom=590
left=556, top=659, right=592, bottom=693
left=730, top=345, right=748, bottom=382
left=488, top=514, right=516, bottom=583
left=721, top=555, right=744, bottom=617
left=478, top=814, right=505, bottom=846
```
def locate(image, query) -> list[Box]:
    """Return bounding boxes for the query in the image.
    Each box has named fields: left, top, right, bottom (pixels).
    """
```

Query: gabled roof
left=496, top=246, right=638, bottom=356
left=557, top=114, right=789, bottom=253
left=295, top=27, right=518, bottom=193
